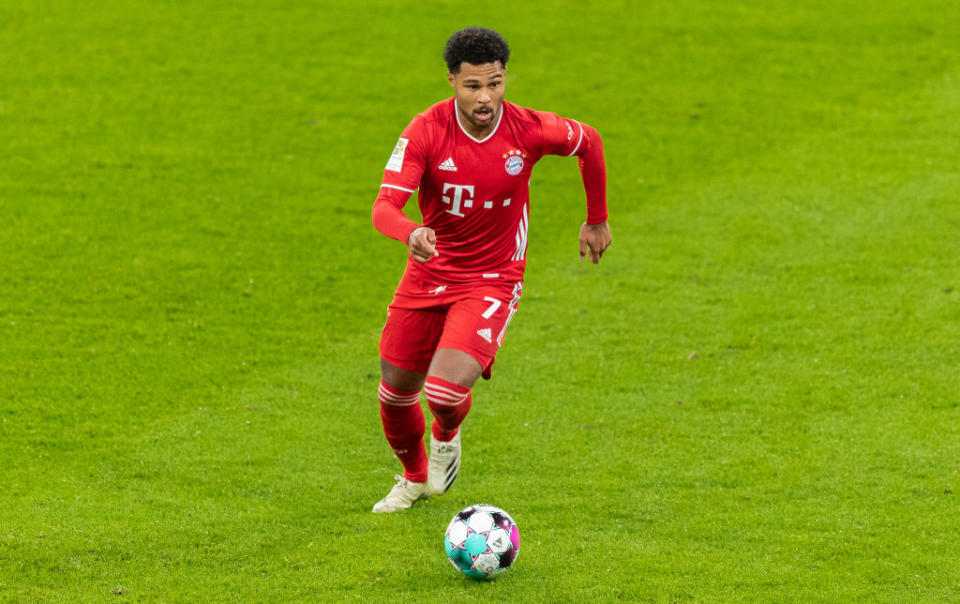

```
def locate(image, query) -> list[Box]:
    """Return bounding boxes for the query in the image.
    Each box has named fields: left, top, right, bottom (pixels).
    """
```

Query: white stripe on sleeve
left=381, top=184, right=417, bottom=193
left=566, top=120, right=584, bottom=157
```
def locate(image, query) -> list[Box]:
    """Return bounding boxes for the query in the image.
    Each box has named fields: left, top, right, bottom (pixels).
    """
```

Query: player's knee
left=427, top=348, right=483, bottom=388
left=424, top=375, right=471, bottom=414
left=380, top=358, right=426, bottom=392
left=425, top=376, right=472, bottom=437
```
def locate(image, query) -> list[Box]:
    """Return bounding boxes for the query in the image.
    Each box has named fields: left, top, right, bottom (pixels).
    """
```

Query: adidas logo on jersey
left=476, top=328, right=492, bottom=343
left=438, top=157, right=457, bottom=171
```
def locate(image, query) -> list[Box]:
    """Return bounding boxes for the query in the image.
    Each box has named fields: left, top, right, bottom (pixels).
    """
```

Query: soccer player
left=371, top=26, right=611, bottom=512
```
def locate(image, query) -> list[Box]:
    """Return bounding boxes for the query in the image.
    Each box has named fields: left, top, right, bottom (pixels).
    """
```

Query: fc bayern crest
left=503, top=150, right=526, bottom=176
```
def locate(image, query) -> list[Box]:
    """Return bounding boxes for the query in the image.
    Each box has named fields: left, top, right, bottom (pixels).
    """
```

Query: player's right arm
left=371, top=116, right=439, bottom=262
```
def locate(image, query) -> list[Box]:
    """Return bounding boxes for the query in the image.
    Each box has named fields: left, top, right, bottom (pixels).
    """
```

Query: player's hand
left=579, top=221, right=611, bottom=264
left=408, top=226, right=439, bottom=263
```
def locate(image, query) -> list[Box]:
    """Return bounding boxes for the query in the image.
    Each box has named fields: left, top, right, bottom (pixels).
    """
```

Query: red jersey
left=373, top=98, right=607, bottom=284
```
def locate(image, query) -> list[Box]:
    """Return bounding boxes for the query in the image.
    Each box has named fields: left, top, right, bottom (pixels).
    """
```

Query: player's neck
left=455, top=104, right=502, bottom=141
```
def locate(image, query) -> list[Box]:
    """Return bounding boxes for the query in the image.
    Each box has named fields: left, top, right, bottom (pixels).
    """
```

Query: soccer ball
left=444, top=503, right=520, bottom=580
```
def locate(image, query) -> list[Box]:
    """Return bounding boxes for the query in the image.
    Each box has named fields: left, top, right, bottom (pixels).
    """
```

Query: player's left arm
left=538, top=113, right=612, bottom=264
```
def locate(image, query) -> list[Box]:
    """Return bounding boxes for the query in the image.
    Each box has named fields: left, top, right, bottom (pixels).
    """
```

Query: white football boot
left=428, top=432, right=461, bottom=496
left=371, top=475, right=429, bottom=513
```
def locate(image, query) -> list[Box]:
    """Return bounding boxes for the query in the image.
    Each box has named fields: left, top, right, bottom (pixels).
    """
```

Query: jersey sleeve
left=535, top=111, right=608, bottom=225
left=536, top=111, right=586, bottom=158
left=380, top=114, right=430, bottom=194
left=373, top=115, right=431, bottom=243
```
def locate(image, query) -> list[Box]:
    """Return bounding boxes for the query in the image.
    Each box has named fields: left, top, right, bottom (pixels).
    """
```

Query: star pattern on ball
left=444, top=504, right=520, bottom=580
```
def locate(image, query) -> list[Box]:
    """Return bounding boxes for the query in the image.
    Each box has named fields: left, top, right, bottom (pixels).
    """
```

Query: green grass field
left=3, top=0, right=960, bottom=600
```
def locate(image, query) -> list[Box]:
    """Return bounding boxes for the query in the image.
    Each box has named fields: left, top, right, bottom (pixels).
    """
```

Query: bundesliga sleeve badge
left=386, top=137, right=409, bottom=172
left=503, top=149, right=526, bottom=176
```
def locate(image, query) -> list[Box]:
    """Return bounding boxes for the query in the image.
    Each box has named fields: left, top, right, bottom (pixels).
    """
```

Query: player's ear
left=447, top=72, right=456, bottom=88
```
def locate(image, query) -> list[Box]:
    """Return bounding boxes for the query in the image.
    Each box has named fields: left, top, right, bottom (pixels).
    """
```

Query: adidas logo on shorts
left=476, top=328, right=492, bottom=343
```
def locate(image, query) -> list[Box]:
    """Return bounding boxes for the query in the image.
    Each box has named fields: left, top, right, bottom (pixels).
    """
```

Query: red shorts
left=379, top=271, right=523, bottom=379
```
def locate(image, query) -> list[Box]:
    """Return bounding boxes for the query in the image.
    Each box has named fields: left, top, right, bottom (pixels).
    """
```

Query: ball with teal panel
left=443, top=504, right=520, bottom=580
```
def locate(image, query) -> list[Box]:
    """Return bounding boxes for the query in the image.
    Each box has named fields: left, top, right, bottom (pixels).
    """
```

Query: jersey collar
left=454, top=100, right=504, bottom=143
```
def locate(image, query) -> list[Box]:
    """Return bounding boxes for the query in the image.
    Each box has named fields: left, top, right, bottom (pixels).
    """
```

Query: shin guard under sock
left=378, top=381, right=428, bottom=482
left=424, top=376, right=472, bottom=442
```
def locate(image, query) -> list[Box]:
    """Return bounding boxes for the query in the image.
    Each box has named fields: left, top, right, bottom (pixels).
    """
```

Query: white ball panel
left=486, top=527, right=510, bottom=554
left=467, top=510, right=494, bottom=533
left=446, top=520, right=469, bottom=546
left=473, top=552, right=500, bottom=575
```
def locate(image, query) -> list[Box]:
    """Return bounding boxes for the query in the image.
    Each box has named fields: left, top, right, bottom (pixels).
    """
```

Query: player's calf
left=425, top=376, right=471, bottom=495
left=378, top=381, right=428, bottom=483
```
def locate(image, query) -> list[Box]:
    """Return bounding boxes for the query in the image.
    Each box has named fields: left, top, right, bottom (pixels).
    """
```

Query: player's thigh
left=379, top=306, right=446, bottom=383
left=428, top=347, right=482, bottom=388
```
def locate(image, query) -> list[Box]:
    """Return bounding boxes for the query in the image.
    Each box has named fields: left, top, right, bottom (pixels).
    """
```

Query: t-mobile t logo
left=441, top=183, right=474, bottom=217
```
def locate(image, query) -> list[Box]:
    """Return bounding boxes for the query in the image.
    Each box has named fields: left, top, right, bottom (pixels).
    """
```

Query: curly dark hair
left=444, top=27, right=510, bottom=74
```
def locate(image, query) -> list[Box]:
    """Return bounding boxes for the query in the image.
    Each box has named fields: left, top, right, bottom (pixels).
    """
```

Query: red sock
left=378, top=381, right=427, bottom=482
left=424, top=376, right=472, bottom=442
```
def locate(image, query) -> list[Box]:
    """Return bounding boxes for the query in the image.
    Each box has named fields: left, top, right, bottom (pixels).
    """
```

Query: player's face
left=448, top=61, right=506, bottom=136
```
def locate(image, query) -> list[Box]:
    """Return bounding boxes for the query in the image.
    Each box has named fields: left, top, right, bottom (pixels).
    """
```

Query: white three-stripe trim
left=424, top=383, right=468, bottom=406
left=497, top=281, right=523, bottom=346
left=424, top=387, right=466, bottom=401
left=378, top=384, right=420, bottom=406
left=426, top=382, right=465, bottom=398
left=512, top=203, right=529, bottom=261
